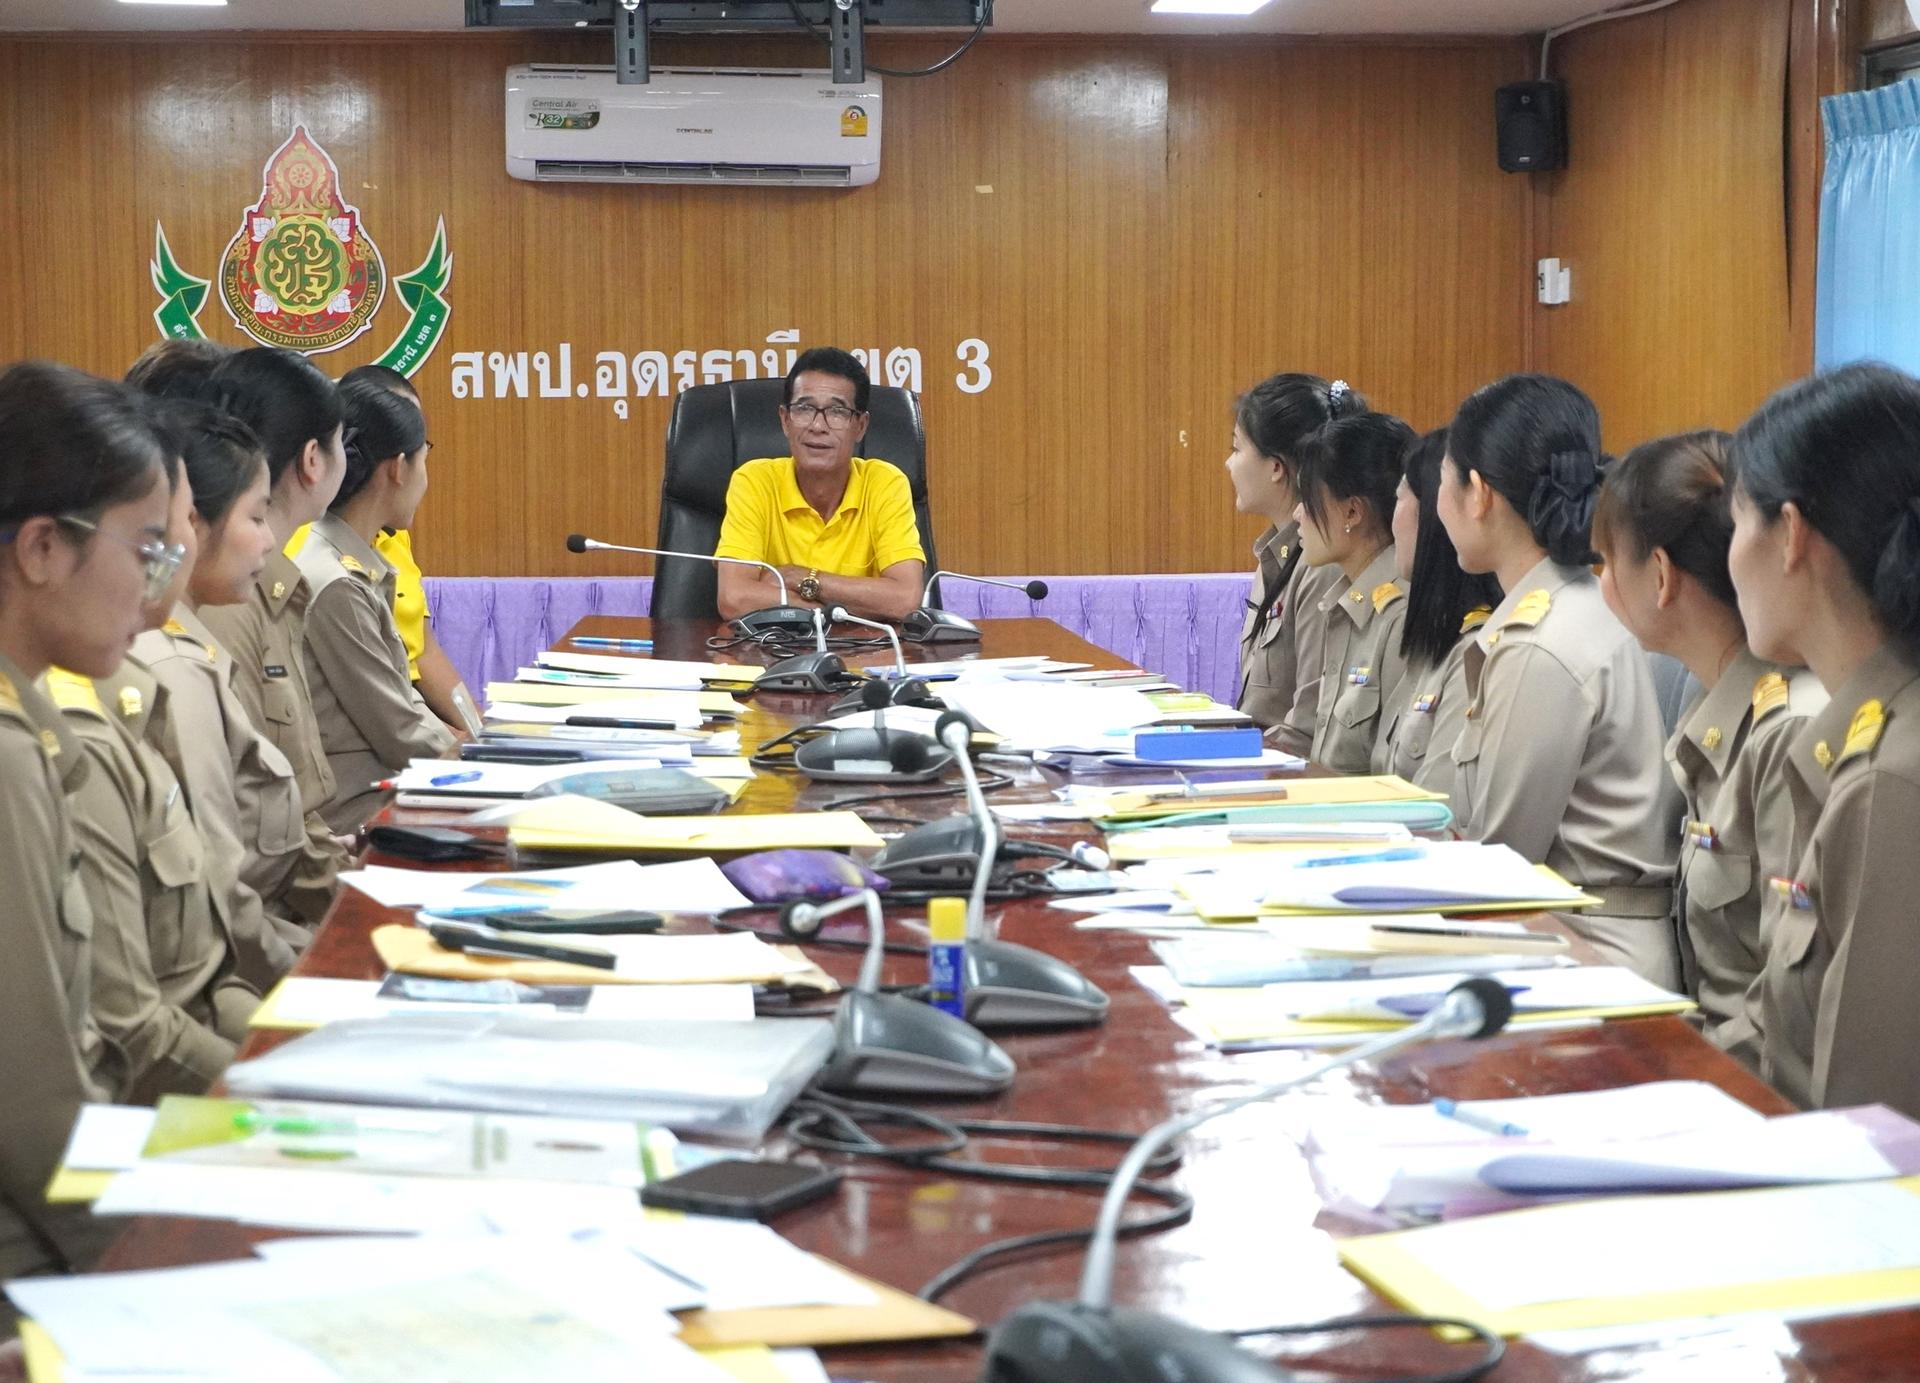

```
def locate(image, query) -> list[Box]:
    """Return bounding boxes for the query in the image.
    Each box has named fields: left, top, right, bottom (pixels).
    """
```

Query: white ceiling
left=0, top=0, right=1625, bottom=37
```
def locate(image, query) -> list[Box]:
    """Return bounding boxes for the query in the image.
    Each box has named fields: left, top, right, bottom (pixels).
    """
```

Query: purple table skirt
left=421, top=574, right=1252, bottom=706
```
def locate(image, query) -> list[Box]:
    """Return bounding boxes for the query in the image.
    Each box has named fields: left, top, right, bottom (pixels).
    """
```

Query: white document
left=60, top=1104, right=159, bottom=1171
left=610, top=1216, right=880, bottom=1311
left=342, top=857, right=752, bottom=916
left=10, top=1236, right=723, bottom=1382
left=91, top=1162, right=647, bottom=1237
left=262, top=976, right=756, bottom=1026
left=937, top=680, right=1163, bottom=750
left=391, top=757, right=680, bottom=796
left=536, top=651, right=760, bottom=684
left=484, top=694, right=706, bottom=729
left=1262, top=841, right=1587, bottom=910
left=1391, top=1181, right=1920, bottom=1311
left=539, top=931, right=807, bottom=983
left=1095, top=749, right=1304, bottom=771
left=1276, top=966, right=1687, bottom=1021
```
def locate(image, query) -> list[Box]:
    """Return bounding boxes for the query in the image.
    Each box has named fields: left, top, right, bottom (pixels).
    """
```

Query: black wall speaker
left=1496, top=80, right=1567, bottom=172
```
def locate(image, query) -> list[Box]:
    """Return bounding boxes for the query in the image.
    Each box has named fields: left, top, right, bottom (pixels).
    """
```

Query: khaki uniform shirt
left=1667, top=653, right=1825, bottom=1068
left=1303, top=547, right=1409, bottom=774
left=1760, top=642, right=1920, bottom=1117
left=1372, top=607, right=1492, bottom=800
left=197, top=549, right=336, bottom=819
left=1451, top=558, right=1681, bottom=985
left=0, top=653, right=118, bottom=1294
left=47, top=667, right=244, bottom=1105
left=120, top=613, right=303, bottom=972
left=1237, top=524, right=1344, bottom=755
left=295, top=514, right=458, bottom=833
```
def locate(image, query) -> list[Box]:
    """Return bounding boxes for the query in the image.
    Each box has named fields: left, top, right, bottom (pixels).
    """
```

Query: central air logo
left=149, top=125, right=453, bottom=377
left=221, top=127, right=385, bottom=352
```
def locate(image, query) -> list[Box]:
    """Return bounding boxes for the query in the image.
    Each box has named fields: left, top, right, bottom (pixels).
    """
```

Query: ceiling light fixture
left=1149, top=0, right=1273, bottom=14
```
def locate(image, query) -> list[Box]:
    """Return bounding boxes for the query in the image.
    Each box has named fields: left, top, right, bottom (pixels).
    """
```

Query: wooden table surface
left=96, top=618, right=1920, bottom=1382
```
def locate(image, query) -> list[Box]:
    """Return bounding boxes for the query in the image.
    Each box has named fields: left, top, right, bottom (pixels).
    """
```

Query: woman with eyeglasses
left=294, top=376, right=456, bottom=834
left=1729, top=364, right=1920, bottom=1118
left=0, top=361, right=174, bottom=1316
left=50, top=402, right=294, bottom=1105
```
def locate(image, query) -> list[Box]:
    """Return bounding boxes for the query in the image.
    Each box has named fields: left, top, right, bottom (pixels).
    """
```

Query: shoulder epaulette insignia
left=1702, top=726, right=1723, bottom=751
left=1751, top=672, right=1790, bottom=723
left=162, top=619, right=188, bottom=637
left=118, top=686, right=143, bottom=720
left=44, top=669, right=104, bottom=717
left=1371, top=581, right=1405, bottom=614
left=1506, top=589, right=1553, bottom=628
left=1460, top=605, right=1492, bottom=634
left=338, top=555, right=367, bottom=575
left=1837, top=699, right=1886, bottom=768
left=271, top=580, right=288, bottom=600
left=0, top=672, right=19, bottom=713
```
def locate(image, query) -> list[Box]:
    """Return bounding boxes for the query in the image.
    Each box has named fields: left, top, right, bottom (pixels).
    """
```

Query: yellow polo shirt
left=714, top=456, right=925, bottom=577
left=285, top=524, right=430, bottom=680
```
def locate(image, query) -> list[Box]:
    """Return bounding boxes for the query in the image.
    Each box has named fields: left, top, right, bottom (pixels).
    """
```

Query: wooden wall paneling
left=1533, top=0, right=1794, bottom=453
left=1165, top=41, right=1532, bottom=573
left=1861, top=0, right=1920, bottom=46
left=0, top=31, right=1527, bottom=579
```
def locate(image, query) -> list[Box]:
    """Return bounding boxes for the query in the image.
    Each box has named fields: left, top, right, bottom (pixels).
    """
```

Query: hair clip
left=1328, top=379, right=1351, bottom=407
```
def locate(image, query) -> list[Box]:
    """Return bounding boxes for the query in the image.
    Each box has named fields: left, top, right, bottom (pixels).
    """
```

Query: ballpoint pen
left=569, top=636, right=654, bottom=650
left=1291, top=846, right=1427, bottom=869
left=430, top=770, right=484, bottom=786
left=1432, top=1097, right=1530, bottom=1138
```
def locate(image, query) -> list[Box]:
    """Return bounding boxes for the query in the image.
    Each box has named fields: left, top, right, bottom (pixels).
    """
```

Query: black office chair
left=651, top=379, right=939, bottom=621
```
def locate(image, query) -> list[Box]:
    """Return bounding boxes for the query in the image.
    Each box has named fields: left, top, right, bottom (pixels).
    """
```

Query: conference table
left=95, top=617, right=1918, bottom=1381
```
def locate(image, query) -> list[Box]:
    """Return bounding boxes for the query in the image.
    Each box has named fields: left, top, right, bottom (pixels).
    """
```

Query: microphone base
left=984, top=1301, right=1290, bottom=1383
left=734, top=605, right=821, bottom=640
left=903, top=607, right=983, bottom=643
left=816, top=991, right=1015, bottom=1097
left=826, top=676, right=946, bottom=718
left=965, top=939, right=1110, bottom=1029
left=793, top=728, right=954, bottom=784
left=756, top=651, right=856, bottom=695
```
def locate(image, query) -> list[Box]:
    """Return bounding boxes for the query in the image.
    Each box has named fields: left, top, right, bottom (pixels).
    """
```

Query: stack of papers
left=340, top=858, right=754, bottom=916
left=1150, top=929, right=1570, bottom=987
left=1166, top=843, right=1598, bottom=921
left=1151, top=965, right=1695, bottom=1049
left=251, top=974, right=759, bottom=1030
left=535, top=651, right=763, bottom=686
left=485, top=684, right=740, bottom=719
left=505, top=795, right=884, bottom=857
left=374, top=926, right=812, bottom=987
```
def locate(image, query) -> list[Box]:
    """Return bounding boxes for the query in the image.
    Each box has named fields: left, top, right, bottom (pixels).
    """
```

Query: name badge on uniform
left=1412, top=692, right=1438, bottom=714
left=1681, top=819, right=1719, bottom=851
left=1768, top=876, right=1811, bottom=910
left=1347, top=666, right=1374, bottom=687
left=265, top=664, right=289, bottom=679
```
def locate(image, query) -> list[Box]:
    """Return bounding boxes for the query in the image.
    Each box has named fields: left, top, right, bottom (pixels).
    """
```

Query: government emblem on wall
left=149, top=124, right=453, bottom=378
left=218, top=126, right=385, bottom=353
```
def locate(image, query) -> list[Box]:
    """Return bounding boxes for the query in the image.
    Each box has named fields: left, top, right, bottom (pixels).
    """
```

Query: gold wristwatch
left=798, top=569, right=822, bottom=602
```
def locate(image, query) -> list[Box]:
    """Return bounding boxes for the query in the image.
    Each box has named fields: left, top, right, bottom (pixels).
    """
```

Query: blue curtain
left=1818, top=80, right=1920, bottom=371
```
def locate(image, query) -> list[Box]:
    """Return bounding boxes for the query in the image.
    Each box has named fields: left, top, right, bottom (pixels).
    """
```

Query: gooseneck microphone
left=780, top=888, right=1014, bottom=1096
left=933, top=711, right=1110, bottom=1030
left=905, top=573, right=1050, bottom=644
left=826, top=604, right=908, bottom=679
left=563, top=534, right=815, bottom=638
left=981, top=976, right=1515, bottom=1383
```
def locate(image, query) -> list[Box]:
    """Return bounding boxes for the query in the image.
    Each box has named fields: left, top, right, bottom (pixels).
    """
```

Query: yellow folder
left=1099, top=774, right=1445, bottom=822
left=1338, top=1177, right=1920, bottom=1338
left=1174, top=986, right=1693, bottom=1046
left=1177, top=865, right=1600, bottom=923
left=371, top=924, right=835, bottom=989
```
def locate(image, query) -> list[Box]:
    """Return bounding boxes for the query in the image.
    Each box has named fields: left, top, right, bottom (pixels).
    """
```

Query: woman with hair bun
left=1436, top=373, right=1680, bottom=986
left=1728, top=362, right=1920, bottom=1118
left=295, top=377, right=455, bottom=833
left=1226, top=373, right=1364, bottom=755
left=1593, top=431, right=1825, bottom=1064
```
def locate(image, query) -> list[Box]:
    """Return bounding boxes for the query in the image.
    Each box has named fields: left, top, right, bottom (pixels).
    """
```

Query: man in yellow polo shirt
left=714, top=347, right=925, bottom=623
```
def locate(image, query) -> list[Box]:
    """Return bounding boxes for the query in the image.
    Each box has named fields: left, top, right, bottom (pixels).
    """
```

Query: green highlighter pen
left=232, top=1110, right=445, bottom=1138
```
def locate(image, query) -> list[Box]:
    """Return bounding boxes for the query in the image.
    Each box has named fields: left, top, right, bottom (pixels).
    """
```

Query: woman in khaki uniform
left=0, top=362, right=174, bottom=1320
left=1728, top=363, right=1920, bottom=1119
left=1373, top=427, right=1503, bottom=797
left=1436, top=374, right=1681, bottom=987
left=1226, top=373, right=1360, bottom=753
left=193, top=348, right=346, bottom=866
left=1278, top=410, right=1415, bottom=772
left=50, top=456, right=262, bottom=1104
left=1593, top=431, right=1826, bottom=1067
left=298, top=378, right=458, bottom=833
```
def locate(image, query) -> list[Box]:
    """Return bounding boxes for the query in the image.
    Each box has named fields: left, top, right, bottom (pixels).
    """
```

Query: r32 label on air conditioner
left=526, top=99, right=601, bottom=131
